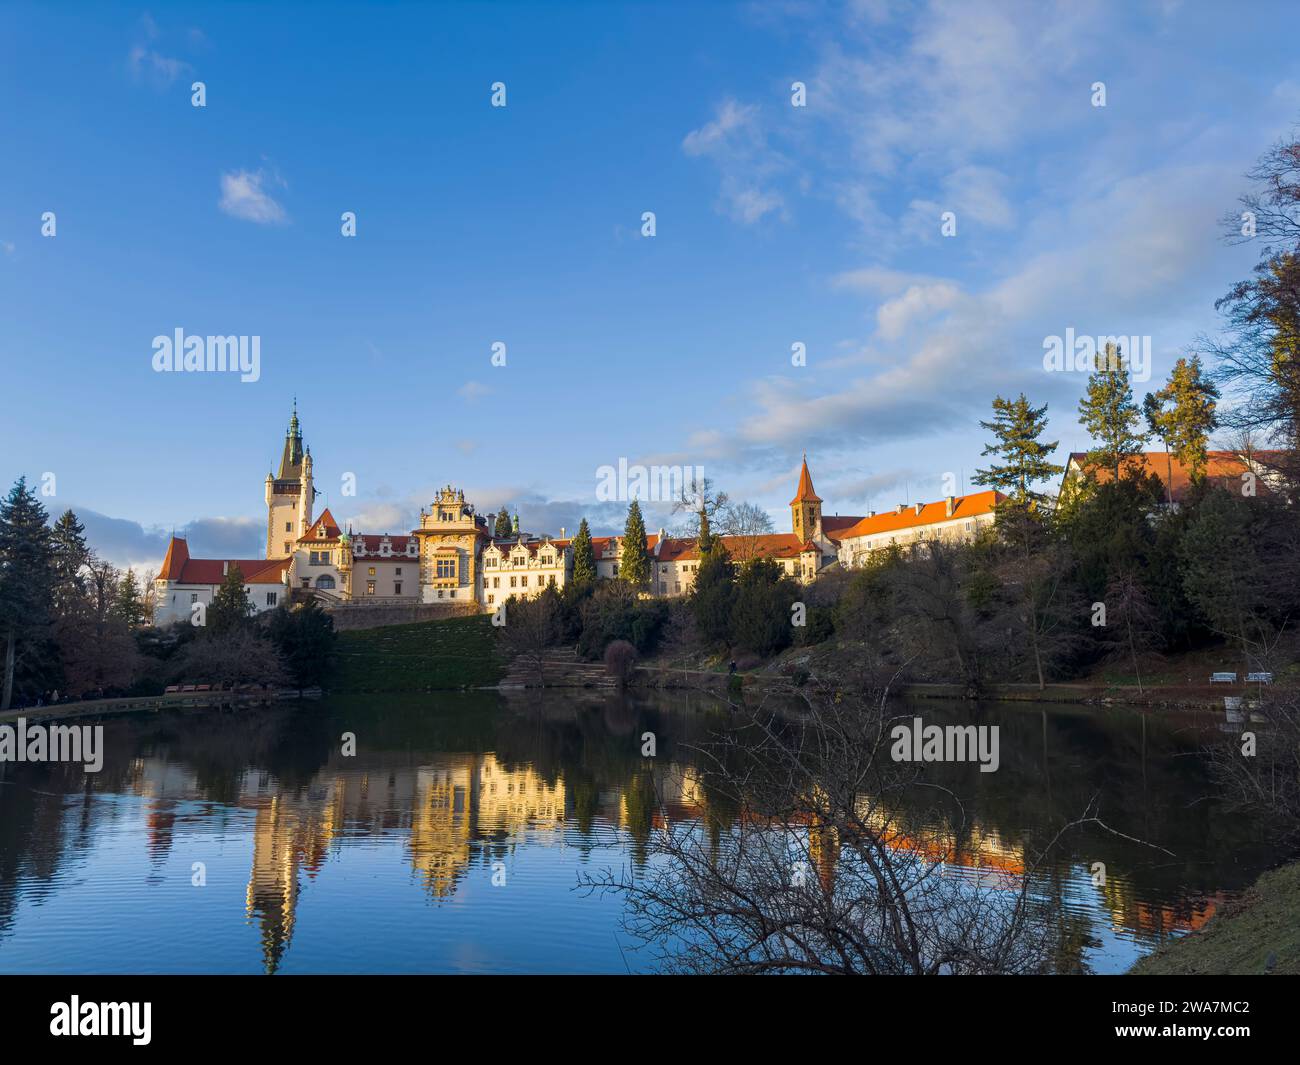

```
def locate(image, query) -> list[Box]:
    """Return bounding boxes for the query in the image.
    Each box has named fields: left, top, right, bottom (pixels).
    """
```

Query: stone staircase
left=499, top=645, right=620, bottom=690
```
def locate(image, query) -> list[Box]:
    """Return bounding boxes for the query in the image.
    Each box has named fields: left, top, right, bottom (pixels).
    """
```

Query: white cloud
left=457, top=381, right=491, bottom=401
left=682, top=99, right=790, bottom=224
left=218, top=169, right=288, bottom=225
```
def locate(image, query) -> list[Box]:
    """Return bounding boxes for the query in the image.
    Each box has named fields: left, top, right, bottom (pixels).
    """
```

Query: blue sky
left=2, top=1, right=1298, bottom=570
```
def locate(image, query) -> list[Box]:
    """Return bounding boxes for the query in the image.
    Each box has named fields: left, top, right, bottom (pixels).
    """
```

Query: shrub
left=604, top=639, right=638, bottom=688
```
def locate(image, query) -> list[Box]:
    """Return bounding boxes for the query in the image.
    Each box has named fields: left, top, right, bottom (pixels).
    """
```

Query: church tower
left=790, top=454, right=823, bottom=542
left=264, top=401, right=315, bottom=558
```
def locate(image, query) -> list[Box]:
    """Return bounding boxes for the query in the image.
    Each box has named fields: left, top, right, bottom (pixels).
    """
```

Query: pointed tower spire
left=790, top=454, right=823, bottom=542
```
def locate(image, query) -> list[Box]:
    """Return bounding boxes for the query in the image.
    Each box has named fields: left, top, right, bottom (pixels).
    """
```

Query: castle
left=151, top=406, right=1003, bottom=625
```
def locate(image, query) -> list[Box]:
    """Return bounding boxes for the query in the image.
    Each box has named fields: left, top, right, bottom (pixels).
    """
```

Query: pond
left=0, top=691, right=1279, bottom=973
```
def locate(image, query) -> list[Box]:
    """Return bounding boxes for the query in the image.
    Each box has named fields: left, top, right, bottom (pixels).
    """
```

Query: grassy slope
left=1131, top=860, right=1300, bottom=975
left=332, top=614, right=504, bottom=691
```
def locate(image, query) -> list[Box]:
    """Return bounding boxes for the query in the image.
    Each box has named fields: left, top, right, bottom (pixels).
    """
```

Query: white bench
left=1246, top=672, right=1273, bottom=684
left=1210, top=672, right=1237, bottom=684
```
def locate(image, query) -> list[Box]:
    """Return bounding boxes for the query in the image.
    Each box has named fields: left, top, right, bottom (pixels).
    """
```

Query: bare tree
left=1099, top=570, right=1162, bottom=694
left=496, top=593, right=560, bottom=685
left=579, top=683, right=1148, bottom=974
left=671, top=475, right=728, bottom=544
left=720, top=500, right=774, bottom=562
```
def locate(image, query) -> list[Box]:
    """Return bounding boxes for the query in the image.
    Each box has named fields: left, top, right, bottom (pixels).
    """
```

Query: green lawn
left=1131, top=860, right=1300, bottom=975
left=332, top=614, right=504, bottom=691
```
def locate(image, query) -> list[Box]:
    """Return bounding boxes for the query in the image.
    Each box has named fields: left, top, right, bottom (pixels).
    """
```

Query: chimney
left=560, top=527, right=566, bottom=539
left=222, top=561, right=229, bottom=575
left=914, top=502, right=923, bottom=516
left=896, top=503, right=906, bottom=515
left=868, top=510, right=876, bottom=518
left=946, top=495, right=956, bottom=517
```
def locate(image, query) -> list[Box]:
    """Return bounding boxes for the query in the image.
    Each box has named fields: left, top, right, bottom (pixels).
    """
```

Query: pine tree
left=49, top=509, right=89, bottom=616
left=619, top=501, right=650, bottom=588
left=692, top=541, right=734, bottom=648
left=207, top=564, right=254, bottom=635
left=112, top=568, right=148, bottom=628
left=1165, top=356, right=1219, bottom=481
left=0, top=478, right=57, bottom=710
left=494, top=507, right=513, bottom=539
left=973, top=393, right=1064, bottom=505
left=1078, top=343, right=1147, bottom=480
left=571, top=518, right=596, bottom=586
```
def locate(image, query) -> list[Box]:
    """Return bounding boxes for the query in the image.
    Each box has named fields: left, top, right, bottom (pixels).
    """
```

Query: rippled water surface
left=0, top=692, right=1278, bottom=973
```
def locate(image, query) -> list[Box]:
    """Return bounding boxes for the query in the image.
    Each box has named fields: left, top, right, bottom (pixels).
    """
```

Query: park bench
left=1209, top=672, right=1237, bottom=684
left=1245, top=672, right=1273, bottom=684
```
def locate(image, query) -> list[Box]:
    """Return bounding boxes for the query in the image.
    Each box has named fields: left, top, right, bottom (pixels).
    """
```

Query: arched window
left=316, top=575, right=336, bottom=589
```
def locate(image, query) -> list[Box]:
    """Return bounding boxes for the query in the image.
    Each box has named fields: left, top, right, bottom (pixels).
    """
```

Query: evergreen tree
left=112, top=568, right=148, bottom=628
left=494, top=507, right=513, bottom=539
left=973, top=393, right=1064, bottom=506
left=0, top=478, right=57, bottom=710
left=268, top=598, right=337, bottom=690
left=1078, top=343, right=1147, bottom=481
left=571, top=518, right=596, bottom=587
left=1144, top=356, right=1218, bottom=499
left=1164, top=356, right=1219, bottom=481
left=49, top=509, right=89, bottom=616
left=207, top=564, right=254, bottom=635
left=619, top=500, right=650, bottom=588
left=691, top=542, right=734, bottom=648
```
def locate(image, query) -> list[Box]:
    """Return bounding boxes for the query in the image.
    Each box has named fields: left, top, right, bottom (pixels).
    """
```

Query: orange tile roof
left=350, top=533, right=418, bottom=556
left=300, top=508, right=341, bottom=542
left=832, top=491, right=1004, bottom=541
left=1066, top=450, right=1285, bottom=502
left=655, top=533, right=816, bottom=562
left=790, top=456, right=823, bottom=505
left=157, top=538, right=289, bottom=585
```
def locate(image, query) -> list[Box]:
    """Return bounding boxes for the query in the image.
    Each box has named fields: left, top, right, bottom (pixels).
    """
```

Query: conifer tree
left=1162, top=356, right=1219, bottom=481
left=0, top=478, right=57, bottom=710
left=207, top=564, right=254, bottom=635
left=112, top=568, right=148, bottom=628
left=571, top=518, right=596, bottom=587
left=619, top=501, right=650, bottom=588
left=494, top=507, right=513, bottom=539
left=50, top=509, right=89, bottom=615
left=973, top=393, right=1064, bottom=506
left=1078, top=343, right=1147, bottom=480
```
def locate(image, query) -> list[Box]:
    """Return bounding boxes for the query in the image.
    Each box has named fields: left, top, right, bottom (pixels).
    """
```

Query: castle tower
left=264, top=401, right=315, bottom=558
left=790, top=454, right=823, bottom=542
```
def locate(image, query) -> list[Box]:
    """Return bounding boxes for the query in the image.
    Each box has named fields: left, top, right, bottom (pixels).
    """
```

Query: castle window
left=488, top=595, right=494, bottom=605
left=510, top=576, right=517, bottom=588
left=436, top=558, right=456, bottom=579
left=521, top=576, right=529, bottom=587
left=394, top=583, right=402, bottom=595
left=316, top=575, right=336, bottom=590
left=285, top=522, right=292, bottom=532
left=266, top=592, right=277, bottom=606
left=283, top=542, right=290, bottom=554
left=485, top=557, right=497, bottom=568
left=366, top=581, right=376, bottom=595
left=368, top=567, right=376, bottom=576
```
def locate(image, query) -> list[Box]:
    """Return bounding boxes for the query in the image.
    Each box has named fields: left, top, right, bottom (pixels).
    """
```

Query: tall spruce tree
left=207, top=564, right=254, bottom=635
left=0, top=478, right=57, bottom=710
left=1078, top=342, right=1147, bottom=480
left=49, top=509, right=89, bottom=616
left=112, top=568, right=148, bottom=628
left=973, top=393, right=1064, bottom=506
left=571, top=518, right=596, bottom=587
left=494, top=507, right=513, bottom=539
left=1144, top=356, right=1218, bottom=498
left=619, top=501, right=650, bottom=588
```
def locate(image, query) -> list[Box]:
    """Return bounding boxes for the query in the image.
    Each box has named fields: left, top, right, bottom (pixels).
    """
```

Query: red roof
left=300, top=508, right=341, bottom=541
left=656, top=533, right=814, bottom=562
left=1066, top=451, right=1284, bottom=502
left=591, top=534, right=661, bottom=558
left=350, top=533, right=418, bottom=557
left=832, top=491, right=1004, bottom=541
left=790, top=457, right=823, bottom=505
left=157, top=537, right=289, bottom=585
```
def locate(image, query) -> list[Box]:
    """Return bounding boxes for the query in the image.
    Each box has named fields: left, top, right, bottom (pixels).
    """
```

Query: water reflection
left=0, top=692, right=1278, bottom=974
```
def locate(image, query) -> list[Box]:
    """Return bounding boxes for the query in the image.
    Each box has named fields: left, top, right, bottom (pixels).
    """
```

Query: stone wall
left=323, top=601, right=479, bottom=631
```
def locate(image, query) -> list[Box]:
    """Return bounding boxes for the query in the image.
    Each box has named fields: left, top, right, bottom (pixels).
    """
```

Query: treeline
left=0, top=483, right=336, bottom=709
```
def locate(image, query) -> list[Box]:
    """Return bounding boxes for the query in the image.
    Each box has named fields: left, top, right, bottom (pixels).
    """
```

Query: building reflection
left=110, top=745, right=1222, bottom=973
